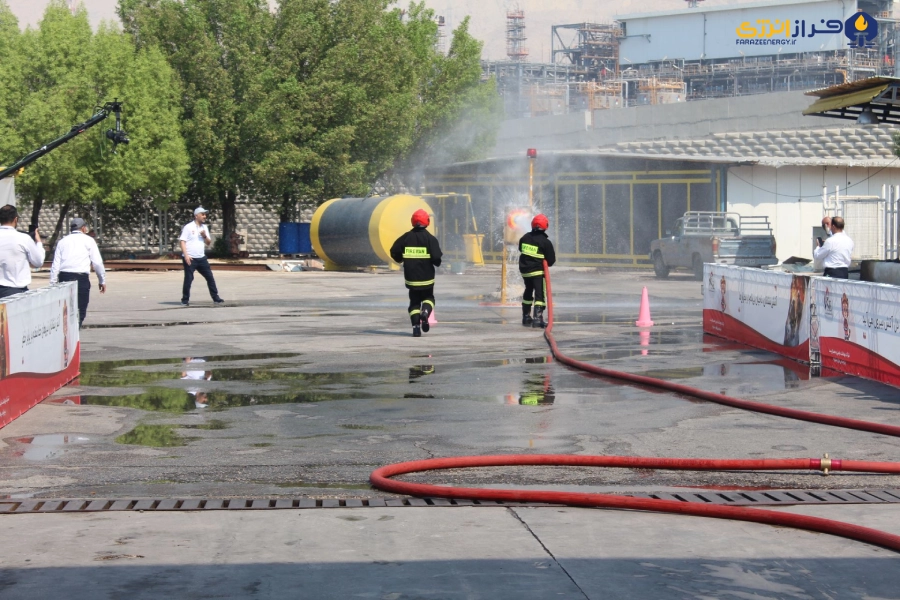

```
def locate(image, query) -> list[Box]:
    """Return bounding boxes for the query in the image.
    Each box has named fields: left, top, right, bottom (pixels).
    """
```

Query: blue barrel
left=296, top=223, right=312, bottom=254
left=279, top=222, right=300, bottom=255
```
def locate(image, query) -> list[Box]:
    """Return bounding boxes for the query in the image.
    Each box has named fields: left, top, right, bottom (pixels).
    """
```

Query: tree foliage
left=119, top=0, right=274, bottom=238
left=0, top=0, right=190, bottom=243
left=119, top=0, right=501, bottom=225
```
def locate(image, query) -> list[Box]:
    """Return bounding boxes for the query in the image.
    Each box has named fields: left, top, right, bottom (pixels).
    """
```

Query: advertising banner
left=702, top=265, right=810, bottom=362
left=0, top=283, right=80, bottom=428
left=811, top=278, right=900, bottom=386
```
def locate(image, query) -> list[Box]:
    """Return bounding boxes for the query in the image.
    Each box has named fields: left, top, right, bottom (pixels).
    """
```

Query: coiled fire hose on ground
left=371, top=261, right=900, bottom=552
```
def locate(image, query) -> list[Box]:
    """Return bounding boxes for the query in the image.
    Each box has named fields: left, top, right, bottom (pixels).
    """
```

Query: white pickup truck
left=650, top=211, right=778, bottom=280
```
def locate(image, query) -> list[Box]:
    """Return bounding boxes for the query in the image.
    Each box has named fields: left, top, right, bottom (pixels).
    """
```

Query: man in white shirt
left=0, top=204, right=46, bottom=299
left=813, top=216, right=853, bottom=279
left=50, top=218, right=107, bottom=327
left=179, top=207, right=224, bottom=307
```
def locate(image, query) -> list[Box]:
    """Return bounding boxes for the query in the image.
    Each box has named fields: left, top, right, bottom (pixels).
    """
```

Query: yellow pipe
left=501, top=244, right=508, bottom=305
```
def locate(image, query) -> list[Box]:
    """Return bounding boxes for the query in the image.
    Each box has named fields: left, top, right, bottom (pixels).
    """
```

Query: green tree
left=119, top=0, right=273, bottom=241
left=389, top=15, right=503, bottom=191
left=0, top=1, right=24, bottom=165
left=8, top=0, right=189, bottom=243
left=254, top=1, right=500, bottom=217
left=119, top=0, right=500, bottom=225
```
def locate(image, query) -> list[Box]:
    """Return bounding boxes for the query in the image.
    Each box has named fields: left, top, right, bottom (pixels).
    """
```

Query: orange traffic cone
left=635, top=287, right=654, bottom=327
left=428, top=308, right=437, bottom=326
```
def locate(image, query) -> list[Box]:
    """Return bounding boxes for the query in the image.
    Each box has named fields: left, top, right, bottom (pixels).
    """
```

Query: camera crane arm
left=0, top=100, right=129, bottom=181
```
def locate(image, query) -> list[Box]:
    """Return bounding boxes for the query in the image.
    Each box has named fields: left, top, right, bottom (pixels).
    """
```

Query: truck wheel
left=652, top=252, right=669, bottom=278
left=692, top=255, right=704, bottom=281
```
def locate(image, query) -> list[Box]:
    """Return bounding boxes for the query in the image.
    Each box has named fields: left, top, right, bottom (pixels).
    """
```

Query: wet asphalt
left=2, top=266, right=900, bottom=500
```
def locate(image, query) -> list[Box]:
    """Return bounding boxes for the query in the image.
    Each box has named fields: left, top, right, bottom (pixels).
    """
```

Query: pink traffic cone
left=428, top=308, right=437, bottom=326
left=635, top=287, right=654, bottom=327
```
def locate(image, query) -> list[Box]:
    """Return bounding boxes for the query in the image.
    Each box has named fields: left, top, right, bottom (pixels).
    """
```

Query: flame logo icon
left=845, top=10, right=878, bottom=47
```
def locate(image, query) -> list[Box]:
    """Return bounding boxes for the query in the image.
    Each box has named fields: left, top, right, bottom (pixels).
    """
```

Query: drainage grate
left=2, top=490, right=899, bottom=514
left=627, top=489, right=900, bottom=506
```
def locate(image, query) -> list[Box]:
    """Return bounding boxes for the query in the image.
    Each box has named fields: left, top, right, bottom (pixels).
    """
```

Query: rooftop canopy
left=803, top=77, right=900, bottom=125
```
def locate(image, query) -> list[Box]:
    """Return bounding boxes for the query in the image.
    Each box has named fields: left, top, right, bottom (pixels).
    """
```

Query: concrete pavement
left=1, top=266, right=899, bottom=597
left=1, top=505, right=898, bottom=599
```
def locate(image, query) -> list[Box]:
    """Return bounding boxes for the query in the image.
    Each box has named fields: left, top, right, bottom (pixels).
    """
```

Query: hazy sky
left=8, top=0, right=749, bottom=61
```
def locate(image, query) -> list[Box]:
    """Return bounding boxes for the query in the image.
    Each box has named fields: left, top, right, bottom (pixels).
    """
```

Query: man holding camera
left=814, top=216, right=853, bottom=279
left=179, top=207, right=224, bottom=307
left=50, top=217, right=107, bottom=327
left=0, top=204, right=45, bottom=299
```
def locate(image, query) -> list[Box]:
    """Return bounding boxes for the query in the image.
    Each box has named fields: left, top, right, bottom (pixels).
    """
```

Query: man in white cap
left=0, top=204, right=45, bottom=299
left=179, top=207, right=224, bottom=307
left=50, top=217, right=107, bottom=327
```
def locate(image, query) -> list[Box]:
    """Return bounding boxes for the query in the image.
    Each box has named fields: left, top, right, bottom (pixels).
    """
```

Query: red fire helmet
left=411, top=209, right=430, bottom=227
left=531, top=214, right=549, bottom=230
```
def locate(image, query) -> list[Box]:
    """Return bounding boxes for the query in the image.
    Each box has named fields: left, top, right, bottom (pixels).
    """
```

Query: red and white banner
left=702, top=265, right=810, bottom=362
left=811, top=278, right=900, bottom=387
left=0, top=283, right=80, bottom=428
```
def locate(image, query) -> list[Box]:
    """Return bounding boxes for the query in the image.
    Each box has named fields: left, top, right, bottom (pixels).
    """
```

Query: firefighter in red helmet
left=518, top=213, right=556, bottom=328
left=390, top=209, right=443, bottom=337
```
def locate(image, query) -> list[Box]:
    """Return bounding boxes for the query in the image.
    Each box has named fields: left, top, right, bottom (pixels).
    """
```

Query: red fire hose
left=370, top=261, right=900, bottom=552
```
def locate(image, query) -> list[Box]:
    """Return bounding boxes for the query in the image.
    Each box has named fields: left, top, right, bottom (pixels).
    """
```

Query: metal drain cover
left=2, top=489, right=899, bottom=514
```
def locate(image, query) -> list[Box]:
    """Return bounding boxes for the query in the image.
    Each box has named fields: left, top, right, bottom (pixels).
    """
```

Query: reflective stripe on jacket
left=390, top=227, right=443, bottom=289
left=518, top=230, right=556, bottom=277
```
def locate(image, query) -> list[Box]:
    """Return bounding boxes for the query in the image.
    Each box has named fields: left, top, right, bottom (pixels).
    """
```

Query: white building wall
left=727, top=165, right=900, bottom=261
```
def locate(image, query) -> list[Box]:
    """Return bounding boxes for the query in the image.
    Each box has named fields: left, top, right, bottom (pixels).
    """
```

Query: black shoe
left=413, top=326, right=421, bottom=337
left=181, top=301, right=189, bottom=307
left=522, top=315, right=533, bottom=326
left=214, top=299, right=225, bottom=306
left=532, top=308, right=546, bottom=329
left=421, top=307, right=431, bottom=333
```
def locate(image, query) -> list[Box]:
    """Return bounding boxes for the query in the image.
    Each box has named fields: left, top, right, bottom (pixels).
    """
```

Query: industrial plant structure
left=487, top=0, right=899, bottom=118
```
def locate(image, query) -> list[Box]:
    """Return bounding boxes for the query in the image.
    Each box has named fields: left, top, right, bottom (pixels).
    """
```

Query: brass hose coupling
left=821, top=453, right=832, bottom=476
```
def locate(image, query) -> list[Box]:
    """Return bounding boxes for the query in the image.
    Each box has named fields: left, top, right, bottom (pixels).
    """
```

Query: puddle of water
left=82, top=388, right=357, bottom=413
left=180, top=419, right=231, bottom=430
left=643, top=360, right=812, bottom=391
left=79, top=354, right=305, bottom=387
left=11, top=434, right=91, bottom=461
left=116, top=425, right=194, bottom=447
left=83, top=321, right=213, bottom=329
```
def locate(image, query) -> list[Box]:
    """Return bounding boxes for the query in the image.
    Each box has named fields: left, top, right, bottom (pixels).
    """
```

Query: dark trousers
left=407, top=286, right=435, bottom=326
left=823, top=267, right=849, bottom=279
left=182, top=256, right=221, bottom=303
left=523, top=275, right=546, bottom=309
left=0, top=286, right=27, bottom=299
left=58, top=272, right=90, bottom=327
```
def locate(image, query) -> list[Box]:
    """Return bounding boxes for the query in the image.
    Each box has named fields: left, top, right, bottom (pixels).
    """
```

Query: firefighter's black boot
left=413, top=325, right=421, bottom=337
left=532, top=306, right=546, bottom=329
left=420, top=304, right=431, bottom=333
left=411, top=314, right=422, bottom=337
left=522, top=304, right=533, bottom=326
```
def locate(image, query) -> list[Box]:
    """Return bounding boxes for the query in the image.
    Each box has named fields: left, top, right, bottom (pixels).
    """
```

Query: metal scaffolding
left=506, top=10, right=529, bottom=62
left=551, top=22, right=622, bottom=78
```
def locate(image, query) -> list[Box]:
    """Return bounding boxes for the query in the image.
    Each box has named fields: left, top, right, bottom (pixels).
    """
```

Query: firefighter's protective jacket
left=518, top=229, right=556, bottom=278
left=390, top=227, right=443, bottom=289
